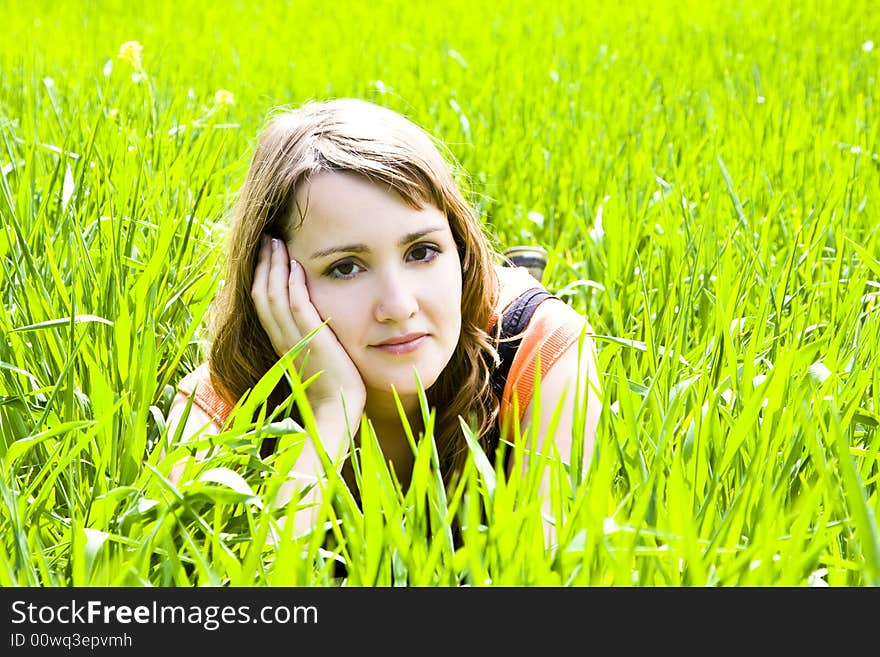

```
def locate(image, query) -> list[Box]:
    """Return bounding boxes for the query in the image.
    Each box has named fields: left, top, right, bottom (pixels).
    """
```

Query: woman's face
left=285, top=171, right=463, bottom=399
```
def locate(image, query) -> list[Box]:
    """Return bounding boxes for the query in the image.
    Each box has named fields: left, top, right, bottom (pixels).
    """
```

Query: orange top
left=176, top=264, right=590, bottom=431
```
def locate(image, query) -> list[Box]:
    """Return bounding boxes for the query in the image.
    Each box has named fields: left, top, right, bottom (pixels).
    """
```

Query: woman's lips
left=372, top=335, right=428, bottom=355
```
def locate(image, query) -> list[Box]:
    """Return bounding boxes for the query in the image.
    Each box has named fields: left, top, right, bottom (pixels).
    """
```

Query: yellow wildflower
left=117, top=41, right=143, bottom=69
left=214, top=89, right=235, bottom=107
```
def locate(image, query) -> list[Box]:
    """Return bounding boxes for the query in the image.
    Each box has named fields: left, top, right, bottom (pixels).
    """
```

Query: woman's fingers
left=286, top=258, right=326, bottom=337
left=254, top=235, right=329, bottom=358
left=265, top=237, right=294, bottom=326
left=251, top=236, right=277, bottom=339
left=252, top=236, right=298, bottom=355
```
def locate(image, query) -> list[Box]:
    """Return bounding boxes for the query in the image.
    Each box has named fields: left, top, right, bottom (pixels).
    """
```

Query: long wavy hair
left=206, top=98, right=502, bottom=484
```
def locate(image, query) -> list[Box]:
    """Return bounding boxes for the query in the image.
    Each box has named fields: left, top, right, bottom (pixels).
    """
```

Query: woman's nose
left=374, top=271, right=419, bottom=322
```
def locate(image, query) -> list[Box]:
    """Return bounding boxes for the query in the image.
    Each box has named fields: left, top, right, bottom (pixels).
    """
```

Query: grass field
left=0, top=0, right=878, bottom=586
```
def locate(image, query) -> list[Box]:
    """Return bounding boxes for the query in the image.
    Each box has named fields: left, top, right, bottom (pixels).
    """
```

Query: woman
left=167, top=98, right=601, bottom=539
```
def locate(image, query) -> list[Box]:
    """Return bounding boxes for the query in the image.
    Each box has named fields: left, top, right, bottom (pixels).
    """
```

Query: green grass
left=0, top=0, right=878, bottom=586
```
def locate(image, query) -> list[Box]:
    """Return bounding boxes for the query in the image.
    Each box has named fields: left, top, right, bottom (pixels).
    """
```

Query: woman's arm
left=515, top=335, right=602, bottom=547
left=164, top=392, right=221, bottom=483
left=164, top=389, right=355, bottom=537
left=166, top=392, right=223, bottom=439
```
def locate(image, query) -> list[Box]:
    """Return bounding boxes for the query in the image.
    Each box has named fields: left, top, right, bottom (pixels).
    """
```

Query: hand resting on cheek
left=250, top=233, right=366, bottom=437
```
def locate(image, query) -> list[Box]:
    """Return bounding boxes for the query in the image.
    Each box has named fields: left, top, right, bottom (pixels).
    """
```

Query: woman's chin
left=366, top=372, right=441, bottom=398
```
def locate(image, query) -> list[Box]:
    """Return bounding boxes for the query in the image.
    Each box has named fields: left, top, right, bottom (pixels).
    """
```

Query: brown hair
left=207, top=98, right=501, bottom=483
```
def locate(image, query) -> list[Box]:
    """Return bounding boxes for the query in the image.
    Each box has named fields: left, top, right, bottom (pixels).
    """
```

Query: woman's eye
left=409, top=244, right=439, bottom=262
left=327, top=261, right=362, bottom=279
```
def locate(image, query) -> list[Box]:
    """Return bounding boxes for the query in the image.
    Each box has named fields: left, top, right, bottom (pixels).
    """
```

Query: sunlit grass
left=0, top=0, right=878, bottom=586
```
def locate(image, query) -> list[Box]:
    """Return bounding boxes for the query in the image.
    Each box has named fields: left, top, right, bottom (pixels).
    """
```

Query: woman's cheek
left=314, top=296, right=358, bottom=346
left=304, top=280, right=333, bottom=320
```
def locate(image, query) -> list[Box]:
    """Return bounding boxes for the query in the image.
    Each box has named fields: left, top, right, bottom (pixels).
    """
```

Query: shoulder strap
left=491, top=287, right=556, bottom=400
left=485, top=287, right=557, bottom=465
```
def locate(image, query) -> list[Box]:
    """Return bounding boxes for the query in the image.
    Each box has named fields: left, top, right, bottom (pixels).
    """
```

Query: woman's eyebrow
left=397, top=227, right=446, bottom=246
left=308, top=226, right=446, bottom=259
left=309, top=243, right=369, bottom=259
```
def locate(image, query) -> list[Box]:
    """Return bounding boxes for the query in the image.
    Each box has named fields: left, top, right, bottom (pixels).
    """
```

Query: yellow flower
left=117, top=41, right=143, bottom=69
left=214, top=89, right=235, bottom=107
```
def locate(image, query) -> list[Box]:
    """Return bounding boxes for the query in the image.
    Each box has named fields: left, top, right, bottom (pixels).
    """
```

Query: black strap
left=485, top=287, right=557, bottom=463
left=491, top=287, right=556, bottom=400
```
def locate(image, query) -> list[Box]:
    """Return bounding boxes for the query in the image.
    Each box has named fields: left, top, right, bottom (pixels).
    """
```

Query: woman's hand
left=251, top=235, right=366, bottom=436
